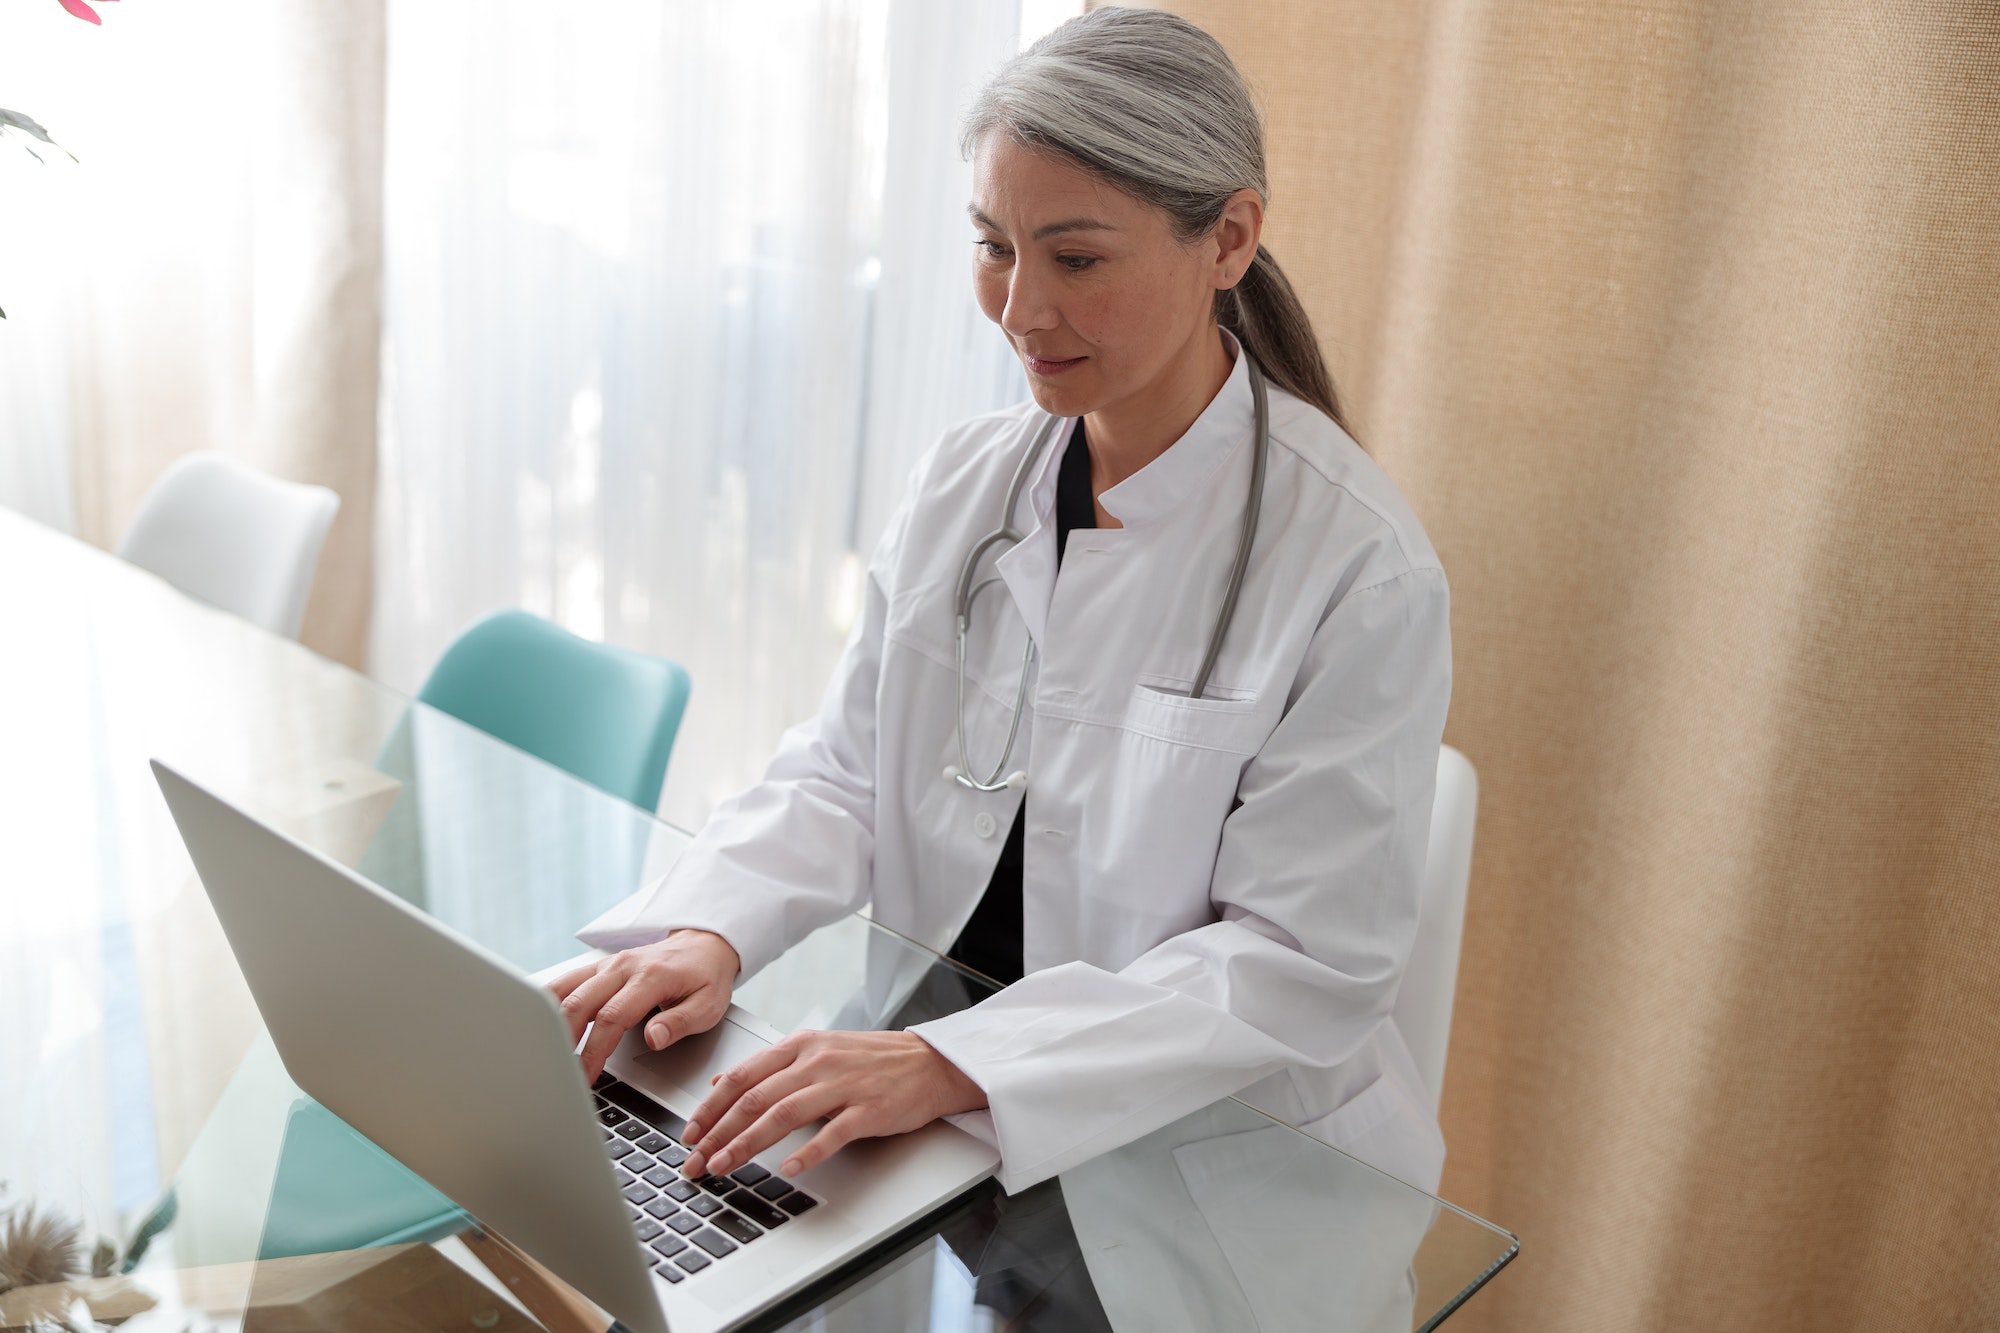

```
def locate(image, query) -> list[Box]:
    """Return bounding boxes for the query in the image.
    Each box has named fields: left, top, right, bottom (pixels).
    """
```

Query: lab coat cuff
left=573, top=868, right=786, bottom=980
left=905, top=1008, right=1060, bottom=1194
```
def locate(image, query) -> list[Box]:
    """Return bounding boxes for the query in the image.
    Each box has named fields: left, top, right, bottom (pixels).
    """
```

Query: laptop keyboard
left=591, top=1070, right=821, bottom=1282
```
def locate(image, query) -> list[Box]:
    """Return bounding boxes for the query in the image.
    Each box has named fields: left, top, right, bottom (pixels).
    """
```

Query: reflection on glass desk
left=0, top=505, right=1517, bottom=1330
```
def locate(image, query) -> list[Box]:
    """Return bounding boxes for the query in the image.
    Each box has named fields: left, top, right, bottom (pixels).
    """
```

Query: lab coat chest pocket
left=1123, top=673, right=1270, bottom=755
left=1077, top=677, right=1272, bottom=921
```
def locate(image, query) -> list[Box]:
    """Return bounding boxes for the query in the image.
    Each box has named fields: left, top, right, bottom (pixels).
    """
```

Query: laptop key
left=674, top=1250, right=710, bottom=1274
left=598, top=1107, right=625, bottom=1127
left=687, top=1195, right=722, bottom=1217
left=615, top=1120, right=647, bottom=1140
left=621, top=1182, right=654, bottom=1205
left=593, top=1070, right=619, bottom=1092
left=653, top=1260, right=685, bottom=1283
left=636, top=1132, right=672, bottom=1155
left=601, top=1083, right=690, bottom=1141
left=691, top=1227, right=737, bottom=1258
left=608, top=1140, right=637, bottom=1161
left=666, top=1211, right=704, bottom=1235
left=642, top=1165, right=677, bottom=1188
left=751, top=1177, right=792, bottom=1201
left=663, top=1178, right=700, bottom=1202
left=777, top=1191, right=818, bottom=1216
left=643, top=1198, right=678, bottom=1220
left=710, top=1210, right=762, bottom=1245
left=634, top=1219, right=664, bottom=1241
left=729, top=1163, right=771, bottom=1187
left=729, top=1194, right=788, bottom=1230
left=659, top=1144, right=689, bottom=1167
left=649, top=1233, right=688, bottom=1259
left=697, top=1176, right=735, bottom=1195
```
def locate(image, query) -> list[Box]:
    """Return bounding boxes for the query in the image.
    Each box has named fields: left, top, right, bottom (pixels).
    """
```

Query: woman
left=552, top=6, right=1452, bottom=1200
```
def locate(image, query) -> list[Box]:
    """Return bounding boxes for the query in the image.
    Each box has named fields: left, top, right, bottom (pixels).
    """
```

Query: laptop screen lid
left=150, top=758, right=671, bottom=1333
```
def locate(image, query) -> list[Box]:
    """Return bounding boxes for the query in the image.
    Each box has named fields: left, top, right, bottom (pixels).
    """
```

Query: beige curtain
left=56, top=0, right=385, bottom=668
left=1117, top=1, right=2000, bottom=1328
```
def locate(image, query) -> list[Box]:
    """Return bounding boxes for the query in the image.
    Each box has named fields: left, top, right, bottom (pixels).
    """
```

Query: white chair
left=1393, top=744, right=1480, bottom=1115
left=117, top=451, right=340, bottom=640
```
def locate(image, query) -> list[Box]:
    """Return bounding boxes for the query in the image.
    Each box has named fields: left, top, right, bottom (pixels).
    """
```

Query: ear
left=1212, top=187, right=1264, bottom=291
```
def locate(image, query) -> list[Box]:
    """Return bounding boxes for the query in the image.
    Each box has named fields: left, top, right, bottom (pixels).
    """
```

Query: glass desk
left=0, top=506, right=1516, bottom=1330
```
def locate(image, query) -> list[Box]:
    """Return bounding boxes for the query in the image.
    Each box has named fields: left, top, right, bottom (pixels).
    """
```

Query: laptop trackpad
left=614, top=1012, right=772, bottom=1110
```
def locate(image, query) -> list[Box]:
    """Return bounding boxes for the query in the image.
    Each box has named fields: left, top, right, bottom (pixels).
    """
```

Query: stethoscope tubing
left=948, top=351, right=1270, bottom=793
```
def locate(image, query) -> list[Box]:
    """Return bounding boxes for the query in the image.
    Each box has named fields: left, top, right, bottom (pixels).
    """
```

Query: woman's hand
left=547, top=929, right=742, bottom=1083
left=679, top=1029, right=987, bottom=1181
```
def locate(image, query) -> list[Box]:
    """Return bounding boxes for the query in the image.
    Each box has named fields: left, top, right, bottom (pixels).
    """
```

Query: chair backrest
left=117, top=450, right=340, bottom=640
left=1393, top=744, right=1480, bottom=1116
left=416, top=609, right=693, bottom=813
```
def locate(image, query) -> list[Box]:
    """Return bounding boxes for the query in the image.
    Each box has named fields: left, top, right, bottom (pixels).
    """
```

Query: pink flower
left=57, top=0, right=119, bottom=24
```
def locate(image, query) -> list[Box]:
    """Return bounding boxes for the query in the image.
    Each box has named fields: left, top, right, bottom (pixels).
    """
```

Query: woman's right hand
left=548, top=929, right=743, bottom=1083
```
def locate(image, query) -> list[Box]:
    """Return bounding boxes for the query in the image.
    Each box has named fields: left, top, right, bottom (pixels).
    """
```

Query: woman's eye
left=972, top=240, right=1096, bottom=273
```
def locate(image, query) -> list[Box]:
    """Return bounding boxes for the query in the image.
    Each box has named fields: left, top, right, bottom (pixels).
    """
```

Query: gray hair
left=959, top=5, right=1352, bottom=440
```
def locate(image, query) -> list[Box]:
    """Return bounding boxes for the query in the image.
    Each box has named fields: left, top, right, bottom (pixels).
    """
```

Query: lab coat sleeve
left=908, top=565, right=1452, bottom=1194
left=572, top=446, right=934, bottom=978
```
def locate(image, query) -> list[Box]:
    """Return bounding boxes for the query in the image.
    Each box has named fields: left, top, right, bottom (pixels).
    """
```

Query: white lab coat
left=577, top=325, right=1453, bottom=1198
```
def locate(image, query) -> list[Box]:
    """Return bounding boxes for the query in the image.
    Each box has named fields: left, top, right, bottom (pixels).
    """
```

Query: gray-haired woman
left=555, top=7, right=1453, bottom=1230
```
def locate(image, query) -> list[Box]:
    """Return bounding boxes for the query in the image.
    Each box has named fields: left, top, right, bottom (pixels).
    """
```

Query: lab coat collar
left=993, top=326, right=1253, bottom=646
left=1098, top=324, right=1254, bottom=528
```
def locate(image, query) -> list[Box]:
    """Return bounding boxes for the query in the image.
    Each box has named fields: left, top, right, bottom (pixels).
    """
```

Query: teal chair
left=282, top=612, right=693, bottom=1250
left=417, top=608, right=693, bottom=813
left=121, top=612, right=695, bottom=1270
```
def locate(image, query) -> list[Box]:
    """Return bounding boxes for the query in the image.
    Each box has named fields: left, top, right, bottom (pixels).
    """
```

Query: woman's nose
left=999, top=266, right=1060, bottom=341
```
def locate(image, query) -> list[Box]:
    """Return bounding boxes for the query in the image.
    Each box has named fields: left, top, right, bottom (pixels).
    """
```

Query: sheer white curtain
left=374, top=0, right=1047, bottom=832
left=0, top=0, right=385, bottom=664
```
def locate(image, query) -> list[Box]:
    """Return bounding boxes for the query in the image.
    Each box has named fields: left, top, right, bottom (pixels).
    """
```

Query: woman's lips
left=1028, top=354, right=1086, bottom=375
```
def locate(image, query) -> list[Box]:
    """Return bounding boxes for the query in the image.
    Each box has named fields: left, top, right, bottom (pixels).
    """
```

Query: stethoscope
left=944, top=348, right=1271, bottom=793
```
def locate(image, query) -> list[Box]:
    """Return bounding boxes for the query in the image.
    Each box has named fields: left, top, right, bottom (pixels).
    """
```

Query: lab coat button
left=973, top=811, right=998, bottom=839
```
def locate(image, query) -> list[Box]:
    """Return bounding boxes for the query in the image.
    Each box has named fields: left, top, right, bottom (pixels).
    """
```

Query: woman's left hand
left=680, top=1029, right=988, bottom=1181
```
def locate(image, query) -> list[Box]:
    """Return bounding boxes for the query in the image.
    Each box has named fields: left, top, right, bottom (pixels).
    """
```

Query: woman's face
left=967, top=128, right=1258, bottom=417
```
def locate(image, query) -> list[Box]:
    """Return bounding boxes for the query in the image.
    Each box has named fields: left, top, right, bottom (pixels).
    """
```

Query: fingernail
left=710, top=1153, right=731, bottom=1174
left=685, top=1122, right=702, bottom=1143
left=782, top=1159, right=801, bottom=1177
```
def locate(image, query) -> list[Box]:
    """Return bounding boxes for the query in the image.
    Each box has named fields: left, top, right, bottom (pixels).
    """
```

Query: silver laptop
left=151, top=757, right=998, bottom=1333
